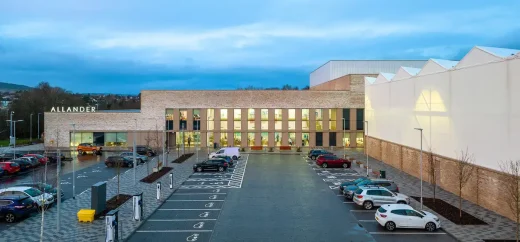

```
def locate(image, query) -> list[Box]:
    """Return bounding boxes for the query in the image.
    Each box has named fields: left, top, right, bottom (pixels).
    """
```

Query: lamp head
left=414, top=128, right=423, bottom=131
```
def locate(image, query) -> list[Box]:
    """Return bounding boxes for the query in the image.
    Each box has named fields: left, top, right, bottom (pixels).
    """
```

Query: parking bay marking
left=159, top=209, right=221, bottom=211
left=369, top=232, right=447, bottom=235
left=166, top=200, right=224, bottom=202
left=136, top=230, right=213, bottom=233
left=148, top=219, right=217, bottom=221
left=172, top=193, right=227, bottom=195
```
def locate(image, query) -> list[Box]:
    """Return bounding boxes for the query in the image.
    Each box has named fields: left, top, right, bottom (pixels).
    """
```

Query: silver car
left=352, top=185, right=410, bottom=210
left=120, top=152, right=148, bottom=162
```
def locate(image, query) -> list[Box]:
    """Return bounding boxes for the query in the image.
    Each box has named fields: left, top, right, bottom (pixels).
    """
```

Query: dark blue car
left=0, top=195, right=35, bottom=223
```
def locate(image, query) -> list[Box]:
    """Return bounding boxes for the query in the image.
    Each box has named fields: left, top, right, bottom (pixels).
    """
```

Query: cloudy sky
left=1, top=0, right=519, bottom=93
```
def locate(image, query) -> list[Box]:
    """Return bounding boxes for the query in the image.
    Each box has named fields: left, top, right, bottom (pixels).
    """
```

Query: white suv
left=376, top=204, right=441, bottom=231
left=352, top=186, right=410, bottom=210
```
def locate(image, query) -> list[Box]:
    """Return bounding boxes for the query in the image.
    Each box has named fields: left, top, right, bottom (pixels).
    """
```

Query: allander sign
left=50, top=106, right=96, bottom=113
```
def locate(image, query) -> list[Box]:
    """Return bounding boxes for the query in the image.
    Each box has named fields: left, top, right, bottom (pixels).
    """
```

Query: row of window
left=70, top=132, right=128, bottom=147
left=165, top=108, right=364, bottom=131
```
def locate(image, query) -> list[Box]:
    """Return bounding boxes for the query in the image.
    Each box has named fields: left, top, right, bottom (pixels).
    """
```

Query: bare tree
left=426, top=148, right=437, bottom=207
left=150, top=125, right=162, bottom=170
left=456, top=148, right=476, bottom=220
left=499, top=160, right=520, bottom=242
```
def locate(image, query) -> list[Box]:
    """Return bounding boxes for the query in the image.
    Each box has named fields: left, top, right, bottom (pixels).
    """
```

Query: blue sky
left=1, top=0, right=519, bottom=94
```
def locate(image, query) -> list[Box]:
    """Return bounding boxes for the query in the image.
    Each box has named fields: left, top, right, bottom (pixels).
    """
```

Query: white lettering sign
left=50, top=106, right=96, bottom=113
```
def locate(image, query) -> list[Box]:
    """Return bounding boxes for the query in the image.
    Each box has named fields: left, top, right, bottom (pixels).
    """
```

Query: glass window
left=302, top=120, right=309, bottom=130
left=343, top=109, right=350, bottom=130
left=116, top=133, right=127, bottom=146
left=261, top=109, right=268, bottom=121
left=274, top=132, right=282, bottom=146
left=193, top=109, right=200, bottom=130
left=288, top=109, right=296, bottom=121
left=248, top=121, right=255, bottom=130
left=234, top=109, right=241, bottom=120
left=183, top=132, right=193, bottom=147
left=275, top=121, right=282, bottom=130
left=70, top=132, right=82, bottom=146
left=357, top=109, right=364, bottom=130
left=380, top=190, right=394, bottom=197
left=207, top=109, right=214, bottom=121
left=343, top=133, right=350, bottom=147
left=248, top=133, right=255, bottom=146
left=221, top=109, right=228, bottom=121
left=367, top=190, right=381, bottom=196
left=261, top=132, right=268, bottom=146
left=261, top=121, right=268, bottom=130
left=207, top=132, right=214, bottom=146
left=234, top=121, right=241, bottom=130
left=233, top=132, right=241, bottom=146
left=302, top=109, right=309, bottom=120
left=207, top=121, right=214, bottom=131
left=93, top=132, right=105, bottom=146
left=391, top=210, right=407, bottom=216
left=220, top=133, right=228, bottom=147
left=166, top=109, right=174, bottom=131
left=315, top=109, right=323, bottom=120
left=105, top=132, right=116, bottom=146
left=180, top=109, right=187, bottom=130
left=356, top=132, right=364, bottom=147
left=275, top=109, right=282, bottom=120
left=288, top=132, right=296, bottom=146
left=288, top=121, right=295, bottom=130
left=302, top=133, right=309, bottom=147
left=193, top=132, right=200, bottom=146
left=248, top=109, right=255, bottom=120
left=316, top=121, right=323, bottom=131
left=329, top=109, right=336, bottom=130
left=221, top=121, right=228, bottom=130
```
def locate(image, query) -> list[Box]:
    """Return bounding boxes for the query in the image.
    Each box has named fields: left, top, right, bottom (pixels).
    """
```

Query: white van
left=209, top=147, right=240, bottom=160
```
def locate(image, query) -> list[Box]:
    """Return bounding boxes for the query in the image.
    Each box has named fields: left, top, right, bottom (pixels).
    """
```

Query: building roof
left=381, top=72, right=395, bottom=80
left=401, top=67, right=421, bottom=76
left=431, top=59, right=459, bottom=69
left=365, top=77, right=377, bottom=85
left=477, top=46, right=520, bottom=58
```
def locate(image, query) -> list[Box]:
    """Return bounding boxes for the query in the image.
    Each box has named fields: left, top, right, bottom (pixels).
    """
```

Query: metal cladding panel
left=311, top=60, right=427, bottom=86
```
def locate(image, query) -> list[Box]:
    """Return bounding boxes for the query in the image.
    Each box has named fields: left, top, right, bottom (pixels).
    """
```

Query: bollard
left=169, top=173, right=173, bottom=189
left=156, top=182, right=161, bottom=200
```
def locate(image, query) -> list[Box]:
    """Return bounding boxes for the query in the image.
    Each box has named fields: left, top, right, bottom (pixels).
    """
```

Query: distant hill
left=0, top=82, right=32, bottom=92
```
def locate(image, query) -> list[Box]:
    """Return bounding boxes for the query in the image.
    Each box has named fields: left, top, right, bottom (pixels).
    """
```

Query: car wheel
left=363, top=201, right=373, bottom=210
left=5, top=212, right=15, bottom=223
left=397, top=201, right=407, bottom=204
left=385, top=221, right=396, bottom=231
left=197, top=167, right=202, bottom=172
left=425, top=222, right=437, bottom=232
left=311, top=156, right=316, bottom=160
left=218, top=167, right=224, bottom=172
left=107, top=163, right=112, bottom=167
left=342, top=163, right=349, bottom=168
left=82, top=151, right=87, bottom=155
left=321, top=163, right=328, bottom=168
left=77, top=150, right=83, bottom=156
left=232, top=156, right=238, bottom=160
left=346, top=193, right=353, bottom=200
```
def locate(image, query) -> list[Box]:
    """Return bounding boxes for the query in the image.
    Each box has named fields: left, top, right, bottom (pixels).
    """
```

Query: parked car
left=339, top=177, right=370, bottom=193
left=0, top=195, right=36, bottom=223
left=23, top=154, right=48, bottom=165
left=209, top=147, right=240, bottom=160
left=343, top=179, right=400, bottom=199
left=213, top=155, right=234, bottom=167
left=193, top=159, right=229, bottom=172
left=0, top=187, right=54, bottom=208
left=12, top=183, right=64, bottom=201
left=0, top=162, right=20, bottom=175
left=105, top=156, right=139, bottom=168
left=77, top=143, right=102, bottom=155
left=353, top=186, right=410, bottom=210
left=307, top=149, right=333, bottom=160
left=45, top=152, right=66, bottom=163
left=0, top=153, right=23, bottom=162
left=135, top=146, right=156, bottom=157
left=376, top=204, right=441, bottom=232
left=119, top=152, right=148, bottom=162
left=19, top=157, right=39, bottom=168
left=11, top=159, right=32, bottom=172
left=316, top=154, right=351, bottom=168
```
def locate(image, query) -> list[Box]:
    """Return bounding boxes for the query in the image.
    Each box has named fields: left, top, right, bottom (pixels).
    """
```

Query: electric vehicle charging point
left=156, top=182, right=161, bottom=200
left=132, top=193, right=143, bottom=221
left=169, top=173, right=173, bottom=189
left=105, top=210, right=118, bottom=242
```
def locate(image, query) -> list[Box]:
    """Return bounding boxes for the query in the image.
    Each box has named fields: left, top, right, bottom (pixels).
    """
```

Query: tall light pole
left=365, top=120, right=369, bottom=177
left=30, top=113, right=33, bottom=142
left=9, top=111, right=13, bottom=144
left=11, top=120, right=23, bottom=156
left=342, top=118, right=346, bottom=158
left=415, top=127, right=424, bottom=210
left=71, top=123, right=76, bottom=199
left=37, top=113, right=42, bottom=140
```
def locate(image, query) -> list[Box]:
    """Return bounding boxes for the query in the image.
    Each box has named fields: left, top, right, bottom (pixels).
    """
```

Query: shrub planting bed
left=411, top=196, right=488, bottom=225
left=172, top=153, right=194, bottom=163
left=251, top=146, right=263, bottom=151
left=140, top=167, right=174, bottom=183
left=99, top=194, right=132, bottom=217
left=280, top=146, right=292, bottom=151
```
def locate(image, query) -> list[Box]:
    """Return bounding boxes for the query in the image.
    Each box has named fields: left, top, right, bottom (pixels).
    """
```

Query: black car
left=12, top=183, right=64, bottom=201
left=45, top=152, right=67, bottom=163
left=213, top=155, right=234, bottom=167
left=105, top=156, right=140, bottom=168
left=10, top=159, right=32, bottom=171
left=308, top=149, right=333, bottom=160
left=135, top=146, right=156, bottom=157
left=193, top=159, right=229, bottom=172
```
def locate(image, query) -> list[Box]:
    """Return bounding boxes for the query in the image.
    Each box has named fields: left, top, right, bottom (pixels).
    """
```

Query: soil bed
left=140, top=167, right=174, bottom=183
left=99, top=194, right=132, bottom=217
left=172, top=153, right=194, bottom=163
left=411, top=196, right=488, bottom=225
left=483, top=240, right=517, bottom=242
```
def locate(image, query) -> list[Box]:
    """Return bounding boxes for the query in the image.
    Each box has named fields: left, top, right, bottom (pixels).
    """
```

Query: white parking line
left=172, top=193, right=227, bottom=195
left=148, top=219, right=217, bottom=221
left=136, top=230, right=213, bottom=233
left=350, top=210, right=375, bottom=213
left=158, top=209, right=221, bottom=211
left=358, top=220, right=378, bottom=222
left=369, top=232, right=447, bottom=235
left=166, top=200, right=224, bottom=202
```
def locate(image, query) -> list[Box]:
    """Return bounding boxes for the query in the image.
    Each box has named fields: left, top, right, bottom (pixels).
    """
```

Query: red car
left=23, top=154, right=48, bottom=165
left=316, top=154, right=351, bottom=168
left=0, top=162, right=21, bottom=174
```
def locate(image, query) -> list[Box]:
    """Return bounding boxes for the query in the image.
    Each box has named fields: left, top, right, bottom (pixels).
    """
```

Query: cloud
left=404, top=45, right=469, bottom=59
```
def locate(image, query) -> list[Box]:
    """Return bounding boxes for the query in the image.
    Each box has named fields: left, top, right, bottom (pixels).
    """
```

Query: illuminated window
left=356, top=132, right=364, bottom=147
left=234, top=109, right=241, bottom=120
left=221, top=133, right=228, bottom=147
left=261, top=132, right=268, bottom=146
left=207, top=121, right=214, bottom=131
left=248, top=109, right=255, bottom=120
left=261, top=121, right=268, bottom=130
left=316, top=109, right=323, bottom=131
left=207, top=109, right=214, bottom=130
left=274, top=109, right=282, bottom=120
left=302, top=109, right=309, bottom=131
left=288, top=109, right=296, bottom=121
left=275, top=132, right=282, bottom=146
left=165, top=109, right=173, bottom=130
left=261, top=109, right=268, bottom=120
left=180, top=109, right=187, bottom=130
left=193, top=109, right=200, bottom=130
left=288, top=132, right=296, bottom=146
left=302, top=133, right=310, bottom=147
left=248, top=133, right=255, bottom=146
left=288, top=121, right=295, bottom=130
left=221, top=109, right=228, bottom=121
left=343, top=133, right=350, bottom=147
left=329, top=109, right=336, bottom=131
left=248, top=121, right=255, bottom=130
left=234, top=132, right=241, bottom=146
left=275, top=121, right=282, bottom=130
left=207, top=132, right=214, bottom=146
left=221, top=121, right=227, bottom=130
left=234, top=121, right=241, bottom=130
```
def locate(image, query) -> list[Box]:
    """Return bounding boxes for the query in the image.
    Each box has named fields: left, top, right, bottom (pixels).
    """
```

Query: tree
left=302, top=85, right=310, bottom=90
left=426, top=148, right=437, bottom=207
left=455, top=148, right=476, bottom=220
left=499, top=160, right=520, bottom=242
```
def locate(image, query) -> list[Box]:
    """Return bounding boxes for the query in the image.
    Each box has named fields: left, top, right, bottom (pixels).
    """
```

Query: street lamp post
left=414, top=127, right=424, bottom=210
left=9, top=111, right=13, bottom=143
left=365, top=121, right=369, bottom=177
left=37, top=113, right=42, bottom=140
left=11, top=120, right=23, bottom=157
left=30, top=113, right=33, bottom=142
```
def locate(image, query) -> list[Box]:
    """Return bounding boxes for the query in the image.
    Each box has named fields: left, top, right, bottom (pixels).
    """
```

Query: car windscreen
left=24, top=188, right=42, bottom=197
left=378, top=207, right=387, bottom=213
left=354, top=189, right=363, bottom=194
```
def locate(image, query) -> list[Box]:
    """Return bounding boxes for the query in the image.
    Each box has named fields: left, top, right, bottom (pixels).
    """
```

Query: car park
left=193, top=159, right=229, bottom=172
left=23, top=154, right=49, bottom=165
left=352, top=186, right=410, bottom=210
left=212, top=155, right=234, bottom=167
left=77, top=143, right=103, bottom=155
left=135, top=145, right=156, bottom=157
left=307, top=149, right=333, bottom=160
left=0, top=162, right=20, bottom=175
left=12, top=183, right=64, bottom=201
left=316, top=154, right=351, bottom=168
left=343, top=179, right=400, bottom=199
left=0, top=187, right=54, bottom=208
left=375, top=204, right=441, bottom=232
left=209, top=147, right=240, bottom=160
left=0, top=195, right=36, bottom=223
left=19, top=157, right=40, bottom=168
left=339, top=177, right=369, bottom=192
left=120, top=152, right=148, bottom=162
left=10, top=159, right=32, bottom=172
